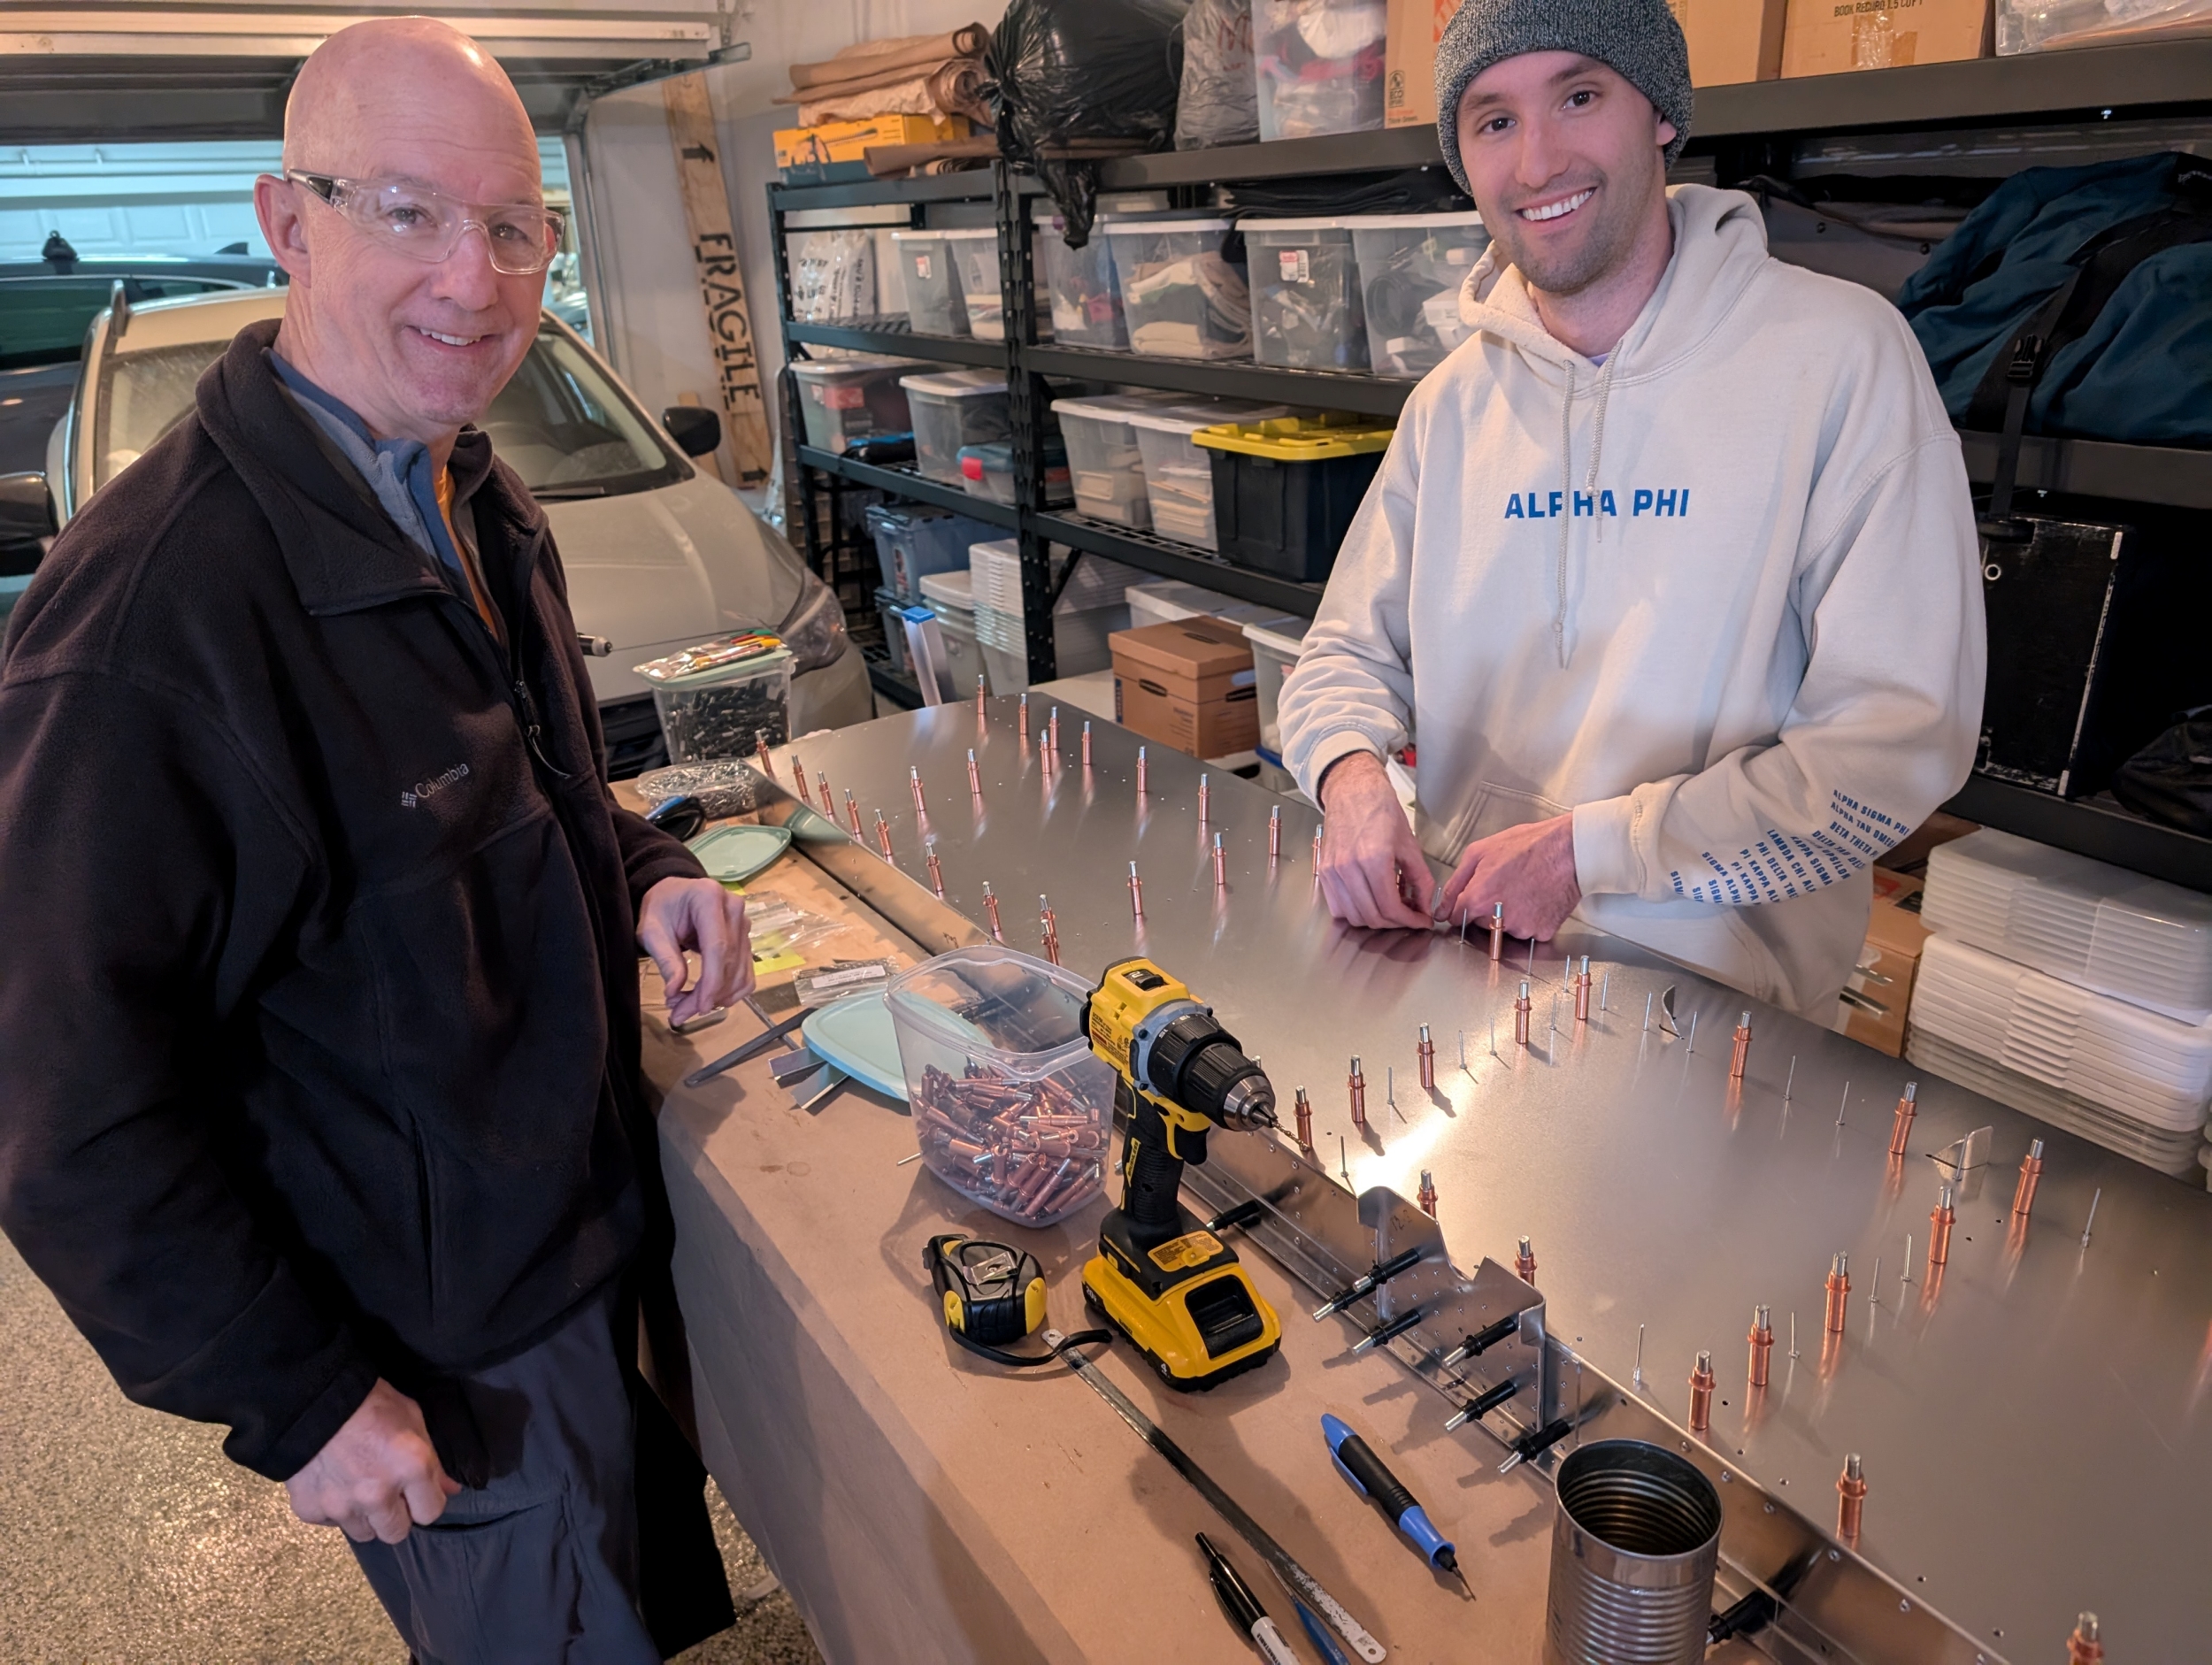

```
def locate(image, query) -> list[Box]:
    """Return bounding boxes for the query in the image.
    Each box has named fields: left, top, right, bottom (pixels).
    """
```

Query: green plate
left=687, top=822, right=793, bottom=885
left=802, top=992, right=908, bottom=1101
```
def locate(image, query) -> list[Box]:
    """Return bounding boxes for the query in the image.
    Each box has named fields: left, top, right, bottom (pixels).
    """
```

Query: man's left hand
left=1437, top=814, right=1582, bottom=942
left=638, top=877, right=754, bottom=1025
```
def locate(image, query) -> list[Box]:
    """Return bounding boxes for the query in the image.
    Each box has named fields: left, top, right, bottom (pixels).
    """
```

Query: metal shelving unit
left=771, top=50, right=2212, bottom=882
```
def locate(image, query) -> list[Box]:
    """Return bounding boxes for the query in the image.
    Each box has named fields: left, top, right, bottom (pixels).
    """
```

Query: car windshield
left=93, top=323, right=684, bottom=496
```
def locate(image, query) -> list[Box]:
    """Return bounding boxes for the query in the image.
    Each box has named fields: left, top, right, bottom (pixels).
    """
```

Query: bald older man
left=0, top=20, right=742, bottom=1659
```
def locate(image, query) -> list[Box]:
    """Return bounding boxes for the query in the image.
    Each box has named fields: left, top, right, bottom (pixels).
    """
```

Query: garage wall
left=572, top=0, right=1005, bottom=508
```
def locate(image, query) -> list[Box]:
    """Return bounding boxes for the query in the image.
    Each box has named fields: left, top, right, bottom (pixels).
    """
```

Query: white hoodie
left=1279, top=186, right=1985, bottom=1017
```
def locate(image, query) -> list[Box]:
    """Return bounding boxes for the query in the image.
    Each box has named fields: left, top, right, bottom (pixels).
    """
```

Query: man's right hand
left=285, top=1377, right=462, bottom=1544
left=1317, top=751, right=1436, bottom=931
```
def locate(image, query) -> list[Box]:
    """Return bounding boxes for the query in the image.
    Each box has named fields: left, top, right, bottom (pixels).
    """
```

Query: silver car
left=29, top=288, right=868, bottom=771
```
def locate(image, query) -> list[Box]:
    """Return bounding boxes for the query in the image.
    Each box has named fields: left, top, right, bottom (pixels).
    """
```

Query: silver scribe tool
left=682, top=1007, right=810, bottom=1087
left=1043, top=1330, right=1386, bottom=1663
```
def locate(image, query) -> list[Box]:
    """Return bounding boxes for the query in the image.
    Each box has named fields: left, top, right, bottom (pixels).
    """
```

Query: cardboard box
left=1676, top=0, right=1788, bottom=83
left=1838, top=868, right=1930, bottom=1057
left=1110, top=617, right=1261, bottom=758
left=773, top=114, right=969, bottom=173
left=1385, top=0, right=1470, bottom=129
left=1781, top=0, right=1989, bottom=76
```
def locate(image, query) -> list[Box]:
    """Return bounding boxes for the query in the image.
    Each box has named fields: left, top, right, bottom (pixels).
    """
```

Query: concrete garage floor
left=0, top=1232, right=823, bottom=1665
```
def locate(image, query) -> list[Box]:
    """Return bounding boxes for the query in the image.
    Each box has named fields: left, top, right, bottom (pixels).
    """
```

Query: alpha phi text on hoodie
left=1279, top=185, right=1985, bottom=1017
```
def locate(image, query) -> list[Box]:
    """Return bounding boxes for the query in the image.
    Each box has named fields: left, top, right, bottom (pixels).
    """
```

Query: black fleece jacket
left=0, top=321, right=703, bottom=1480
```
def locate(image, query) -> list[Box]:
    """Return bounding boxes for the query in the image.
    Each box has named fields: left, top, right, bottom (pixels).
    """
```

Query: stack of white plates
left=1921, top=829, right=2212, bottom=1024
left=1906, top=933, right=2212, bottom=1176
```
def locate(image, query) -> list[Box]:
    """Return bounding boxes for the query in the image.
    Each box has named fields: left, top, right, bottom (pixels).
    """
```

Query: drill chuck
left=1131, top=1000, right=1275, bottom=1130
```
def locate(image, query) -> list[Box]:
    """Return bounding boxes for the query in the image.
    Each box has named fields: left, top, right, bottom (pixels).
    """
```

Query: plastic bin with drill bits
left=889, top=947, right=1116, bottom=1227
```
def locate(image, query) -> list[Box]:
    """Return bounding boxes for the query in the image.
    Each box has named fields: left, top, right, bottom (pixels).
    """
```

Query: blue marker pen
left=1321, top=1412, right=1473, bottom=1596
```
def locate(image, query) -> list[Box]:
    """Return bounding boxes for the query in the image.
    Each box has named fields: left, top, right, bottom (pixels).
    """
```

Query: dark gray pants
left=350, top=1290, right=663, bottom=1665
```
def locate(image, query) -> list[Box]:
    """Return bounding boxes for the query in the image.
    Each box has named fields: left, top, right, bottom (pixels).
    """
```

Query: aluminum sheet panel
left=774, top=702, right=2212, bottom=1661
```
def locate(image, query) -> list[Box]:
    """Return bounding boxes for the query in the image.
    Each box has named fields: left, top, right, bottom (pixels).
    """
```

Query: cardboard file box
left=1110, top=617, right=1261, bottom=758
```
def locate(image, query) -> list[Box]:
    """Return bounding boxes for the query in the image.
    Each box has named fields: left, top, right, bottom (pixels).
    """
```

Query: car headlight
left=778, top=566, right=849, bottom=675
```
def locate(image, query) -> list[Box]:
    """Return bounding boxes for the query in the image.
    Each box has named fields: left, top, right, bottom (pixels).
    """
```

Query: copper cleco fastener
left=1515, top=980, right=1533, bottom=1047
left=1039, top=894, right=1061, bottom=966
left=1128, top=861, right=1145, bottom=919
left=874, top=809, right=894, bottom=862
left=1687, top=1350, right=1716, bottom=1433
left=1348, top=1057, right=1367, bottom=1130
left=1888, top=1081, right=1918, bottom=1157
left=1836, top=1454, right=1867, bottom=1543
left=1572, top=955, right=1594, bottom=1023
left=967, top=748, right=982, bottom=797
left=1488, top=902, right=1505, bottom=962
left=1417, top=1024, right=1436, bottom=1091
left=1048, top=706, right=1060, bottom=754
left=1136, top=746, right=1148, bottom=796
left=794, top=762, right=812, bottom=808
left=1080, top=720, right=1093, bottom=768
left=844, top=789, right=863, bottom=838
left=1212, top=832, right=1226, bottom=889
left=1929, top=1185, right=1956, bottom=1267
left=1198, top=772, right=1210, bottom=825
left=925, top=838, right=945, bottom=900
left=1516, top=1235, right=1538, bottom=1285
left=1018, top=691, right=1030, bottom=740
left=1417, top=1170, right=1438, bottom=1217
left=1269, top=805, right=1282, bottom=861
left=2068, top=1611, right=2103, bottom=1664
left=816, top=772, right=833, bottom=817
left=1294, top=1086, right=1315, bottom=1156
left=910, top=764, right=927, bottom=818
left=975, top=675, right=987, bottom=720
left=981, top=881, right=1004, bottom=943
left=1747, top=1303, right=1774, bottom=1388
left=754, top=729, right=777, bottom=782
left=1730, top=1010, right=1752, bottom=1079
left=1824, top=1252, right=1851, bottom=1335
left=2012, top=1138, right=2046, bottom=1219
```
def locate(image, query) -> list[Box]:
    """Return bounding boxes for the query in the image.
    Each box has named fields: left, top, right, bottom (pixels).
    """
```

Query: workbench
left=641, top=851, right=1601, bottom=1663
left=628, top=701, right=2212, bottom=1664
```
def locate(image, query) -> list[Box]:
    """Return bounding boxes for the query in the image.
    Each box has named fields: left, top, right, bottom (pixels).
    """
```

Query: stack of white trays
left=1908, top=829, right=2212, bottom=1182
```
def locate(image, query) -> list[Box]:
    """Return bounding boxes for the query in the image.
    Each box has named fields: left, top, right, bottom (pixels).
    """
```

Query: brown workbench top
left=635, top=836, right=1753, bottom=1664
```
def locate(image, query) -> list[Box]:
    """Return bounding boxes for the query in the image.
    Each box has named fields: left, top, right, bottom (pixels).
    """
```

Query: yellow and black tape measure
left=925, top=1234, right=1046, bottom=1347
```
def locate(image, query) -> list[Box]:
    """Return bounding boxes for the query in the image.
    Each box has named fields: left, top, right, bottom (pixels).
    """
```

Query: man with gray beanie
left=1280, top=0, right=1985, bottom=1016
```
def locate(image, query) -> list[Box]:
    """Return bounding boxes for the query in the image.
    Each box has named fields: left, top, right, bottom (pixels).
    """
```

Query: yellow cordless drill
left=1080, top=957, right=1283, bottom=1390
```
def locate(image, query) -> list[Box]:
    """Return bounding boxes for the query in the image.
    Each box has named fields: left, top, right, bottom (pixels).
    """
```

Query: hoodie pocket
left=1426, top=779, right=1573, bottom=862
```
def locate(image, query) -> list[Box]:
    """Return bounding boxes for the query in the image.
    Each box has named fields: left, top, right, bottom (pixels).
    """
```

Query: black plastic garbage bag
left=987, top=0, right=1189, bottom=245
left=2114, top=708, right=2212, bottom=836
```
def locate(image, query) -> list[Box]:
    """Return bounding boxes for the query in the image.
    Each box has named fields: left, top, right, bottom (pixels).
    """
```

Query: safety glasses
left=282, top=170, right=565, bottom=276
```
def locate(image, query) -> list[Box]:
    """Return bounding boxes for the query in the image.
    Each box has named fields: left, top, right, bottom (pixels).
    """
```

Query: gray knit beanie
left=1434, top=0, right=1693, bottom=192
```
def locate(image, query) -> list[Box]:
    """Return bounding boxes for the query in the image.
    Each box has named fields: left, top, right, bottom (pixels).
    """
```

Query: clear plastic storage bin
left=1124, top=579, right=1298, bottom=635
left=1104, top=219, right=1253, bottom=359
left=1996, top=0, right=2212, bottom=54
left=957, top=434, right=1072, bottom=507
left=1243, top=618, right=1310, bottom=757
left=1920, top=828, right=2212, bottom=1024
left=1254, top=0, right=1388, bottom=142
left=970, top=539, right=1139, bottom=693
left=918, top=570, right=992, bottom=696
left=864, top=503, right=999, bottom=602
left=1245, top=219, right=1369, bottom=370
left=646, top=646, right=795, bottom=763
left=1347, top=211, right=1489, bottom=377
left=1052, top=393, right=1182, bottom=526
left=789, top=354, right=927, bottom=452
left=900, top=369, right=1012, bottom=484
left=1036, top=208, right=1130, bottom=349
left=888, top=946, right=1117, bottom=1227
left=943, top=227, right=1010, bottom=340
left=1125, top=399, right=1294, bottom=549
left=889, top=229, right=970, bottom=337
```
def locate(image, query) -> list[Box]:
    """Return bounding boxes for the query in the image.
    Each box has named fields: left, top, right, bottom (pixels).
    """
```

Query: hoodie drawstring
left=1552, top=350, right=1623, bottom=669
